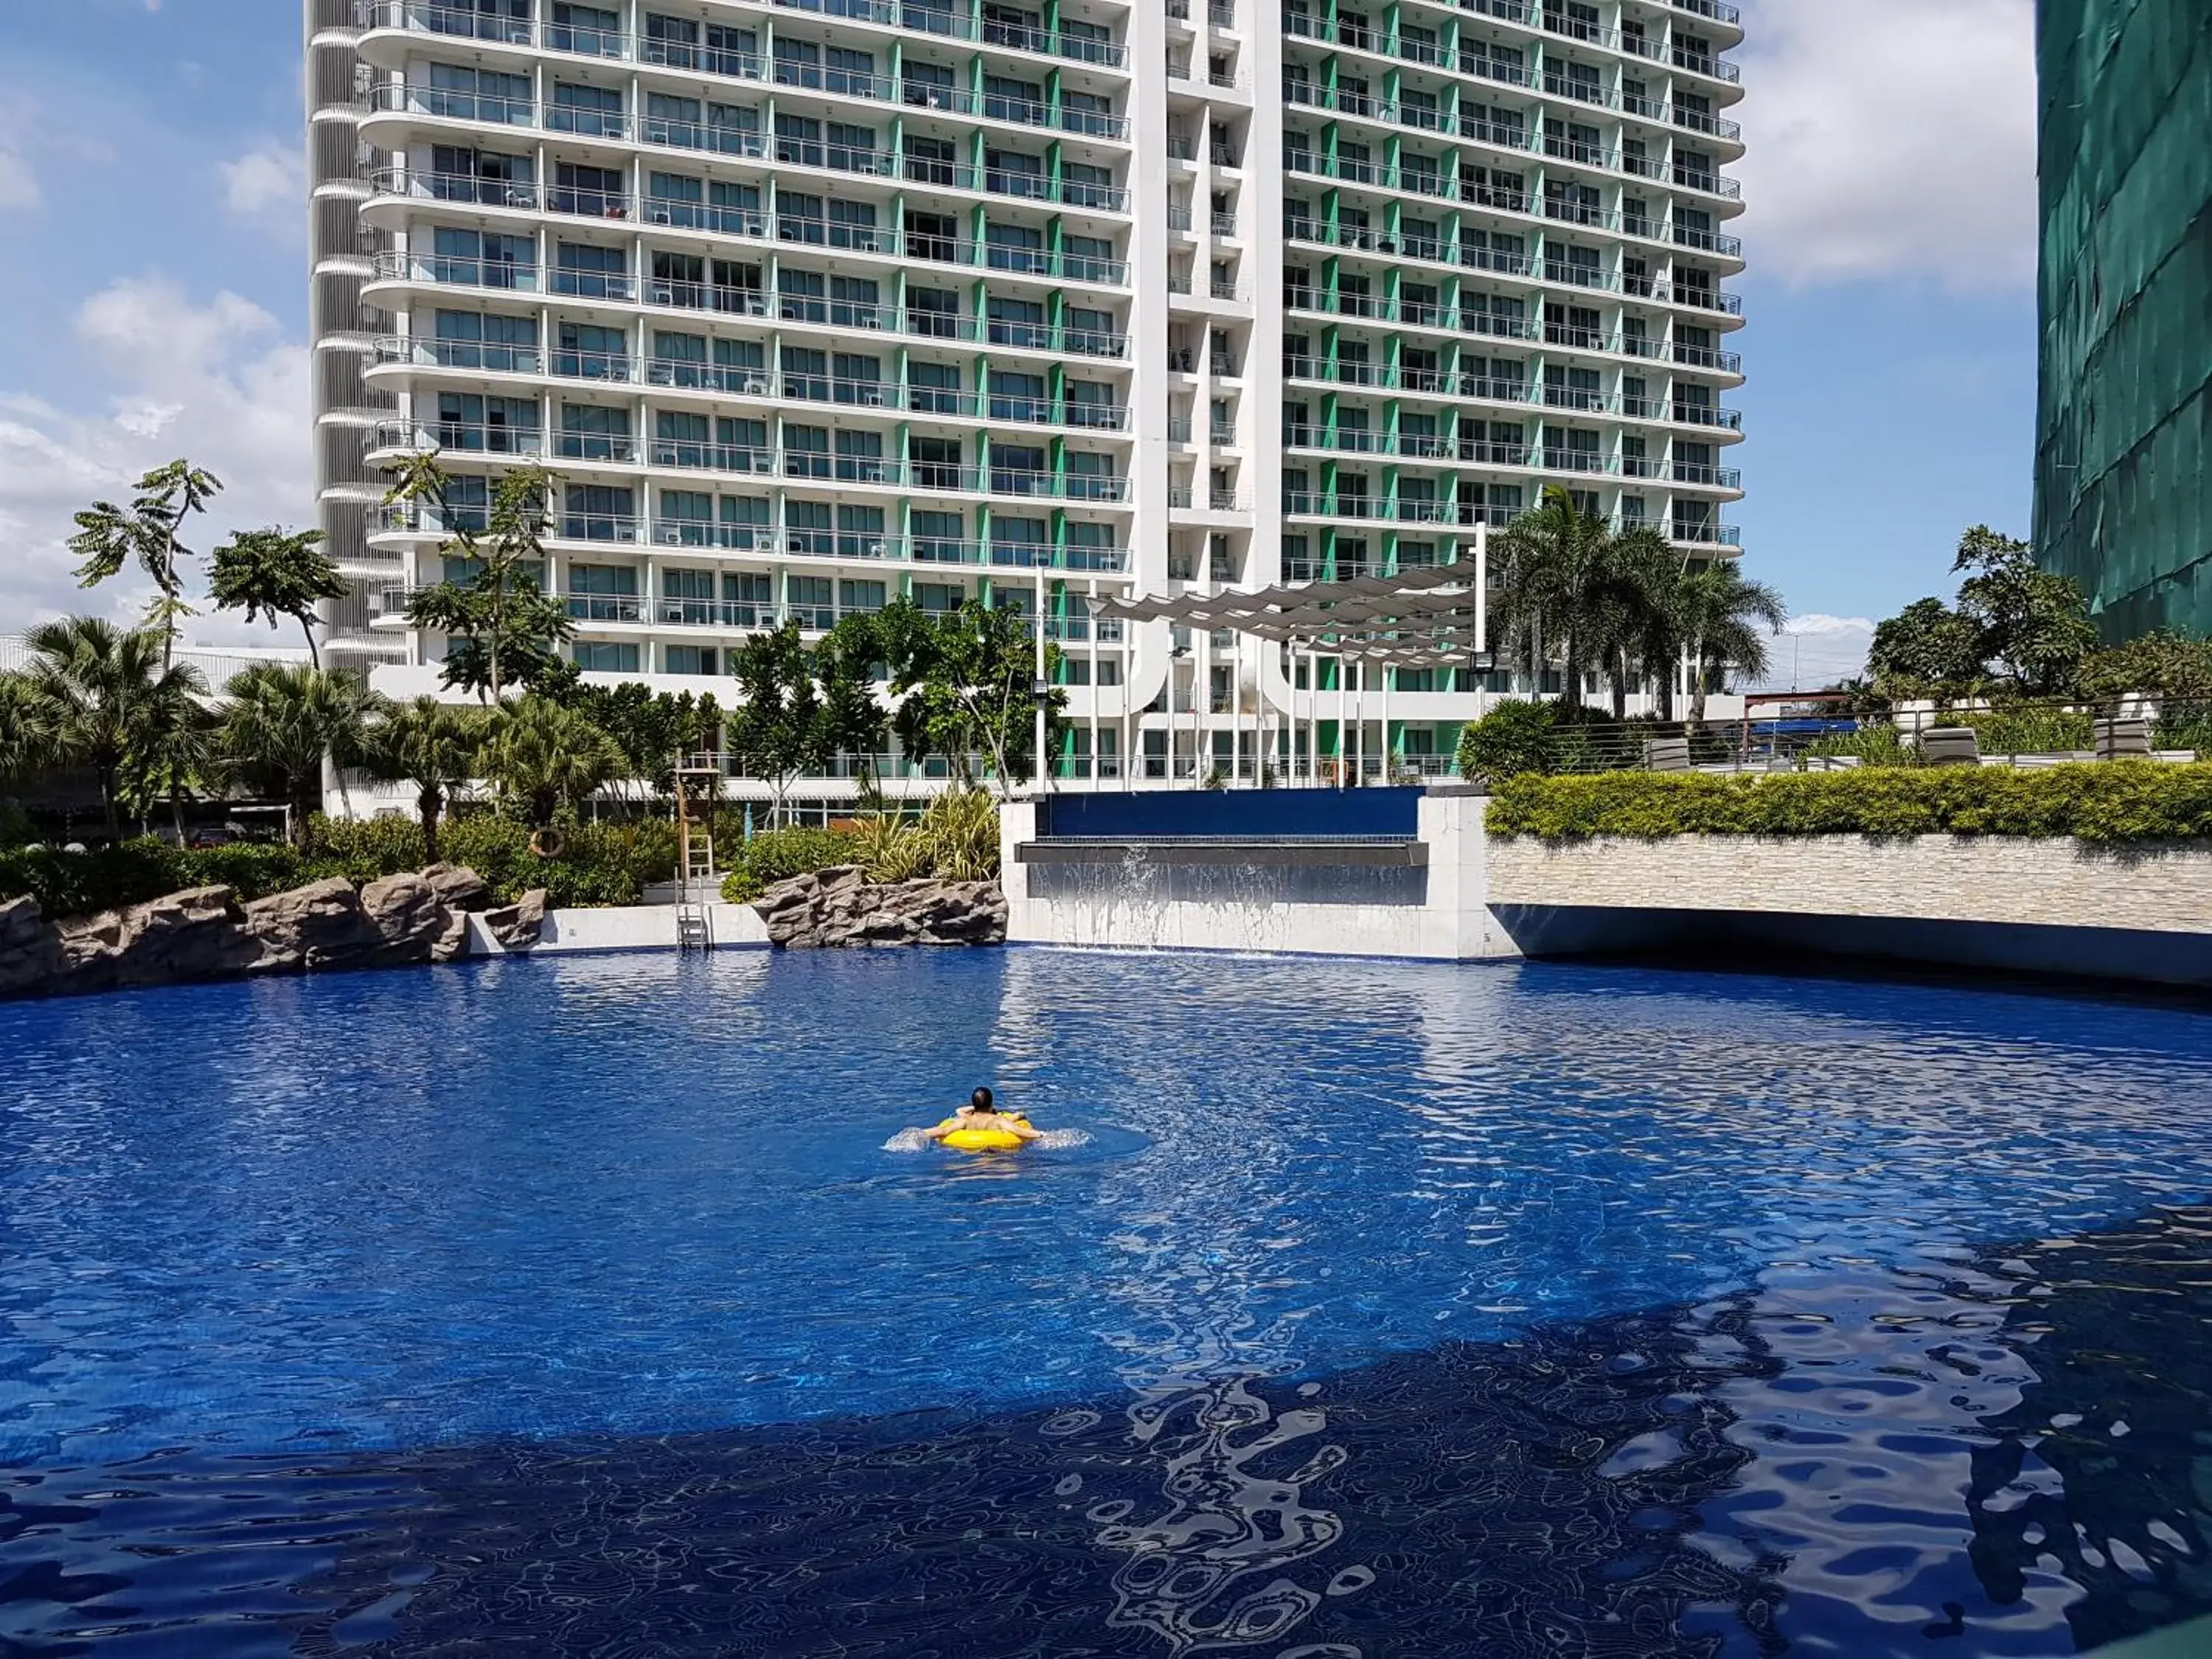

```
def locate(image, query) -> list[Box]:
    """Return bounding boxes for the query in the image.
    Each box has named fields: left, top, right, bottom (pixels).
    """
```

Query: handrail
left=359, top=0, right=1127, bottom=70
left=1281, top=159, right=1745, bottom=260
left=1281, top=80, right=1746, bottom=199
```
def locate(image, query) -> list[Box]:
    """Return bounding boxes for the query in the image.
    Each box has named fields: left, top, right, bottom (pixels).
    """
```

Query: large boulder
left=752, top=872, right=1006, bottom=949
left=242, top=875, right=375, bottom=971
left=59, top=886, right=267, bottom=990
left=0, top=894, right=63, bottom=996
left=0, top=863, right=497, bottom=999
left=479, top=888, right=547, bottom=952
left=358, top=872, right=470, bottom=965
left=420, top=863, right=492, bottom=913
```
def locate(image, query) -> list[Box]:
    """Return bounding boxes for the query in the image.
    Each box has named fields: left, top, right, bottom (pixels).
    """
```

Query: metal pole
left=1381, top=655, right=1391, bottom=785
left=1164, top=628, right=1175, bottom=790
left=1292, top=641, right=1310, bottom=787
left=1473, top=521, right=1489, bottom=658
left=1192, top=623, right=1206, bottom=787
left=1231, top=629, right=1242, bottom=786
left=1034, top=563, right=1047, bottom=794
left=1088, top=578, right=1099, bottom=787
left=1336, top=648, right=1348, bottom=789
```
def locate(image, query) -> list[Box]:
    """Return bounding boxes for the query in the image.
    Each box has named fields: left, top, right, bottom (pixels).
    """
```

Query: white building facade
left=305, top=0, right=1744, bottom=801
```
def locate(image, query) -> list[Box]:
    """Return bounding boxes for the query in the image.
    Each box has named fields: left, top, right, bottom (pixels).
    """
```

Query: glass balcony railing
left=361, top=0, right=1126, bottom=70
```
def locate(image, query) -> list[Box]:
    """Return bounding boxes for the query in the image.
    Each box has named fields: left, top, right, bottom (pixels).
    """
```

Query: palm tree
left=1677, top=563, right=1789, bottom=723
left=0, top=673, right=52, bottom=788
left=209, top=526, right=349, bottom=668
left=220, top=664, right=380, bottom=846
left=364, top=696, right=484, bottom=864
left=66, top=460, right=223, bottom=670
left=1584, top=529, right=1688, bottom=720
left=19, top=617, right=208, bottom=841
left=1490, top=488, right=1674, bottom=718
left=479, top=696, right=623, bottom=827
left=125, top=669, right=221, bottom=840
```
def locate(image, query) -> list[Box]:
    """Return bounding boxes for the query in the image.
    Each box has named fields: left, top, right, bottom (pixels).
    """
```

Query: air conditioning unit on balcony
left=788, top=535, right=811, bottom=554
left=867, top=540, right=889, bottom=557
left=649, top=207, right=674, bottom=224
left=742, top=378, right=769, bottom=395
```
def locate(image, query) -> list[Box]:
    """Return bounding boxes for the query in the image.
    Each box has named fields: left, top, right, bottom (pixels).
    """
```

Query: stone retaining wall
left=1487, top=835, right=2212, bottom=935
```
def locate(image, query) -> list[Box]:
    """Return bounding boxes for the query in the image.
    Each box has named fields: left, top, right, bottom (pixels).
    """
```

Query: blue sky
left=0, top=0, right=2039, bottom=685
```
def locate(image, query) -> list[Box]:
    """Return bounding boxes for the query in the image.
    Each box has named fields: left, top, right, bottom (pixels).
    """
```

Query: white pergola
left=1079, top=525, right=1492, bottom=787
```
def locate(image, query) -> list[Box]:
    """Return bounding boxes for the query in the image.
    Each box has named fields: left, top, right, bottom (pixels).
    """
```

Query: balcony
left=1279, top=75, right=1746, bottom=193
left=366, top=78, right=1129, bottom=161
left=365, top=0, right=1130, bottom=71
left=371, top=418, right=548, bottom=458
left=374, top=236, right=1129, bottom=302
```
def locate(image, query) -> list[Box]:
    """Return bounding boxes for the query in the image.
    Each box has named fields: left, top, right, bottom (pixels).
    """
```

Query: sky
left=0, top=0, right=2040, bottom=687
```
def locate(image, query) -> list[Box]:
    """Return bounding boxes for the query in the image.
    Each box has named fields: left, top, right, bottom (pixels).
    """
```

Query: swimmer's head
left=969, top=1086, right=995, bottom=1113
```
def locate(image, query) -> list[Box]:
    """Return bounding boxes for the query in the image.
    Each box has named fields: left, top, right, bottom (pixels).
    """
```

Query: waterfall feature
left=1001, top=790, right=1522, bottom=962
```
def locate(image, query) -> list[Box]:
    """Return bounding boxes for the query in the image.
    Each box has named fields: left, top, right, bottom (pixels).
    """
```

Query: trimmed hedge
left=1486, top=763, right=2212, bottom=844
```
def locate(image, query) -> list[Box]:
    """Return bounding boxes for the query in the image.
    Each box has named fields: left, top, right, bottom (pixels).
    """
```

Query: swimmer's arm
left=919, top=1122, right=953, bottom=1141
left=1010, top=1121, right=1044, bottom=1141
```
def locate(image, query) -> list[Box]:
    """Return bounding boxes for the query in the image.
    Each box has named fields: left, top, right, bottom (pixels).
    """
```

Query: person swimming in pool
left=919, top=1087, right=1043, bottom=1144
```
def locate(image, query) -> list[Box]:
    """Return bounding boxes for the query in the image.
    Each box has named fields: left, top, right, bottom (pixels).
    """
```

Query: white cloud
left=219, top=145, right=305, bottom=233
left=1734, top=0, right=2037, bottom=292
left=0, top=276, right=310, bottom=643
left=0, top=150, right=35, bottom=210
left=1746, top=616, right=1877, bottom=692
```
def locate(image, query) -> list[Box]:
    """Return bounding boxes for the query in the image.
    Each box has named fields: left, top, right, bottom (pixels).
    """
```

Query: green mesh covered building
left=2035, top=0, right=2212, bottom=639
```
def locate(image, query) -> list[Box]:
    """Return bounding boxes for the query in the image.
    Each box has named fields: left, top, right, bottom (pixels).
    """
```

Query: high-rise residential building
left=2035, top=0, right=2211, bottom=640
left=307, top=0, right=1745, bottom=802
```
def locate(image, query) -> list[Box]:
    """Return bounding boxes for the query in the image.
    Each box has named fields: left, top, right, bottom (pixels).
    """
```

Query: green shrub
left=0, top=815, right=689, bottom=922
left=1805, top=726, right=1919, bottom=766
left=2155, top=710, right=2212, bottom=759
left=1455, top=699, right=1559, bottom=781
left=311, top=814, right=678, bottom=908
left=719, top=826, right=862, bottom=902
left=1945, top=708, right=2096, bottom=756
left=1486, top=763, right=2212, bottom=844
left=0, top=840, right=313, bottom=919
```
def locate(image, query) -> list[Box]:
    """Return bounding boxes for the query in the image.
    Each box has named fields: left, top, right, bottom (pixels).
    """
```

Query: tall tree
left=363, top=696, right=484, bottom=864
left=385, top=456, right=574, bottom=700
left=1867, top=597, right=1985, bottom=696
left=479, top=696, right=624, bottom=828
left=67, top=460, right=223, bottom=670
left=726, top=622, right=843, bottom=824
left=557, top=681, right=723, bottom=803
left=220, top=664, right=380, bottom=846
left=1489, top=488, right=1661, bottom=718
left=873, top=598, right=1062, bottom=798
left=1585, top=527, right=1688, bottom=720
left=18, top=617, right=209, bottom=840
left=1677, top=563, right=1788, bottom=723
left=818, top=611, right=892, bottom=785
left=1950, top=526, right=2097, bottom=696
left=0, top=674, right=52, bottom=790
left=210, top=526, right=348, bottom=667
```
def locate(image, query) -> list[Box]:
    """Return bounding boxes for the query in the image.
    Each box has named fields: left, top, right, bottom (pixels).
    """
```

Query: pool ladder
left=676, top=901, right=713, bottom=952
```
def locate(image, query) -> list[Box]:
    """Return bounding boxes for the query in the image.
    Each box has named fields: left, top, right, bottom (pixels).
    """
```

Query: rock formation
left=753, top=866, right=1007, bottom=948
left=480, top=888, right=549, bottom=953
left=0, top=864, right=544, bottom=1001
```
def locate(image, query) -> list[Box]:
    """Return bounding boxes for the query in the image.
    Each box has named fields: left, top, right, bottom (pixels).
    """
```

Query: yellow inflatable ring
left=939, top=1116, right=1032, bottom=1152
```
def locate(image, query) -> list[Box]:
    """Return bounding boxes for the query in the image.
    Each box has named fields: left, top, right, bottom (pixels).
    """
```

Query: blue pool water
left=2, top=949, right=2211, bottom=1657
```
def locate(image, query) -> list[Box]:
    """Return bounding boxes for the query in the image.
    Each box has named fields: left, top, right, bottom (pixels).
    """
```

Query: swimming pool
left=1, top=949, right=2208, bottom=1656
